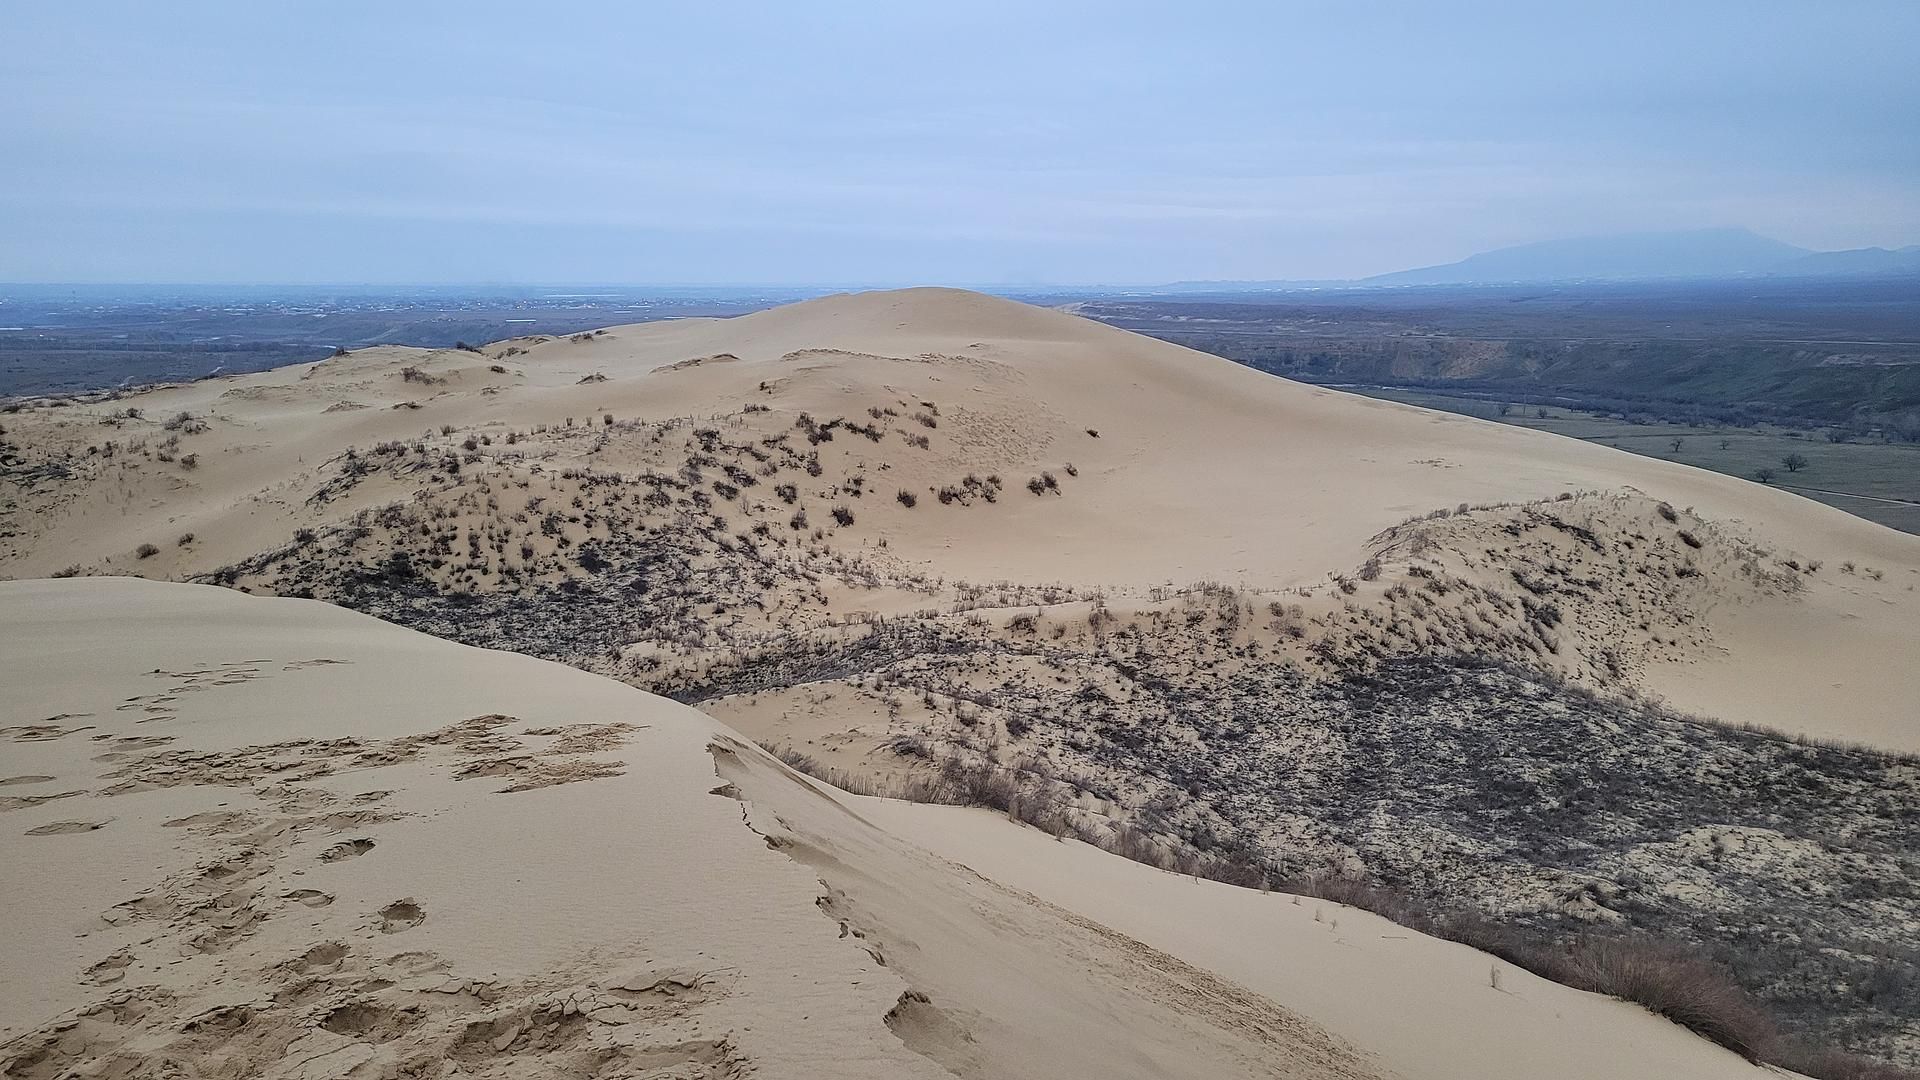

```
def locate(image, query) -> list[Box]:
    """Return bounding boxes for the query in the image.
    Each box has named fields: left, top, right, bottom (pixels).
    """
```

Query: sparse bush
left=896, top=490, right=918, bottom=508
left=1783, top=452, right=1809, bottom=473
left=178, top=453, right=198, bottom=470
left=831, top=506, right=855, bottom=527
left=177, top=532, right=195, bottom=546
left=1754, top=467, right=1777, bottom=484
left=1567, top=938, right=1778, bottom=1062
left=135, top=543, right=159, bottom=559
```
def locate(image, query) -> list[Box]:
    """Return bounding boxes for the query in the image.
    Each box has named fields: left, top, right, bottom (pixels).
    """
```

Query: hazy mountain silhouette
left=1775, top=245, right=1920, bottom=277
left=1363, top=228, right=1813, bottom=285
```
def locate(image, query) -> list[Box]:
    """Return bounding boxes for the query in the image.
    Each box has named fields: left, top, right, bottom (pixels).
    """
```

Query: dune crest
left=3, top=288, right=1913, bottom=745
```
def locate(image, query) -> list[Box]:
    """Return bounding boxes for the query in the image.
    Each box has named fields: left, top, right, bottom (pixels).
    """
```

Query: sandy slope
left=862, top=800, right=1790, bottom=1080
left=3, top=290, right=1914, bottom=748
left=0, top=579, right=942, bottom=1080
left=0, top=579, right=1795, bottom=1079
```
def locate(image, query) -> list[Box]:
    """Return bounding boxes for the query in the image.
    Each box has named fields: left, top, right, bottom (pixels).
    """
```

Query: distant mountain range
left=1364, top=229, right=1920, bottom=286
left=1157, top=229, right=1920, bottom=292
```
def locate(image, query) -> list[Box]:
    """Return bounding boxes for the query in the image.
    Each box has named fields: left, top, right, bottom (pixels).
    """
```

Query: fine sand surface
left=0, top=579, right=945, bottom=1080
left=0, top=579, right=1798, bottom=1079
left=860, top=800, right=1789, bottom=1080
left=4, top=289, right=1914, bottom=749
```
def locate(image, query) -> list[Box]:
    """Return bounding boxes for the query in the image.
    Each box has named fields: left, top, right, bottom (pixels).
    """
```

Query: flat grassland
left=1349, top=386, right=1920, bottom=533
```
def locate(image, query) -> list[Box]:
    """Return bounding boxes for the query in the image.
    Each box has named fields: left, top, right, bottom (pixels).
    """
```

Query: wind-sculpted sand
left=2, top=289, right=1913, bottom=745
left=0, top=578, right=1803, bottom=1080
left=3, top=289, right=1917, bottom=1070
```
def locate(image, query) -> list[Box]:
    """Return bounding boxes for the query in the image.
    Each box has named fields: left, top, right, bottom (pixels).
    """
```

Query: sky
left=4, top=1, right=1917, bottom=285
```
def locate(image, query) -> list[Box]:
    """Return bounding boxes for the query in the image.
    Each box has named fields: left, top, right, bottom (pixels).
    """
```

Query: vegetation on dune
left=157, top=399, right=1911, bottom=1072
left=7, top=360, right=1914, bottom=1074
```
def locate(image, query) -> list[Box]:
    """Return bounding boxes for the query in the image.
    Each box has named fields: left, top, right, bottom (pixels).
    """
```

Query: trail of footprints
left=8, top=953, right=747, bottom=1079
left=2, top=659, right=705, bottom=1079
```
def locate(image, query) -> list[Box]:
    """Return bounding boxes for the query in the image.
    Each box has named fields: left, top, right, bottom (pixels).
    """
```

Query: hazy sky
left=5, top=1, right=1916, bottom=284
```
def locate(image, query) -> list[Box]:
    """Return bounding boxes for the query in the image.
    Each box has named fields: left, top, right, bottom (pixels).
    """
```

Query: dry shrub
left=757, top=743, right=1909, bottom=1079
left=1565, top=938, right=1777, bottom=1061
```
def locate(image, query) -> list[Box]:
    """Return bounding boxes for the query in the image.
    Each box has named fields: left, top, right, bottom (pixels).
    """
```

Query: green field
left=1348, top=386, right=1920, bottom=535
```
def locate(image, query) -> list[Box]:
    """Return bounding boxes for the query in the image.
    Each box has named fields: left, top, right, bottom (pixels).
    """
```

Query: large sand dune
left=3, top=288, right=1913, bottom=747
left=4, top=289, right=1917, bottom=1072
left=0, top=578, right=1795, bottom=1080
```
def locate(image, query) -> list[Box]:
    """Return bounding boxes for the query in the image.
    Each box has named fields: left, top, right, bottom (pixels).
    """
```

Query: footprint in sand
left=283, top=889, right=335, bottom=908
left=319, top=999, right=418, bottom=1043
left=83, top=951, right=134, bottom=984
left=26, top=819, right=108, bottom=836
left=3, top=723, right=93, bottom=742
left=378, top=899, right=425, bottom=933
left=291, top=941, right=349, bottom=973
left=282, top=658, right=349, bottom=671
left=320, top=838, right=376, bottom=862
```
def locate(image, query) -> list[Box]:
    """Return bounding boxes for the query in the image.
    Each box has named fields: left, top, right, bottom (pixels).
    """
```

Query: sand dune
left=3, top=288, right=1913, bottom=747
left=0, top=579, right=1796, bottom=1080
left=4, top=289, right=1916, bottom=1072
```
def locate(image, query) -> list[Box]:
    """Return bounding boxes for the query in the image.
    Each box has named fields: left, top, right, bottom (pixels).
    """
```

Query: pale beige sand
left=0, top=579, right=944, bottom=1079
left=860, top=799, right=1793, bottom=1080
left=0, top=579, right=1803, bottom=1079
left=4, top=288, right=1914, bottom=745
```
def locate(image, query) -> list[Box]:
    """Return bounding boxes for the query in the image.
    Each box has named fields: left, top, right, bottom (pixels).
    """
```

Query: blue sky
left=4, top=1, right=1916, bottom=284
